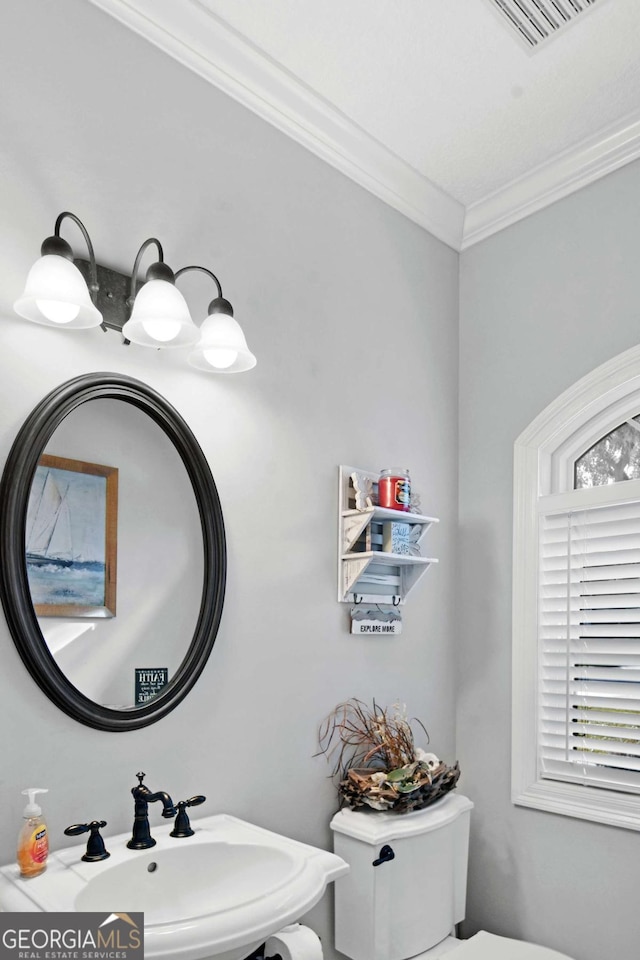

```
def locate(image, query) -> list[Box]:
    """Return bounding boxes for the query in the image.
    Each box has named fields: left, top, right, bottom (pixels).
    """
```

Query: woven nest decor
left=316, top=698, right=460, bottom=814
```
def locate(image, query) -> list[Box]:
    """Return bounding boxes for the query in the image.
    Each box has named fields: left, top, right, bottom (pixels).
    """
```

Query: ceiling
left=88, top=0, right=640, bottom=250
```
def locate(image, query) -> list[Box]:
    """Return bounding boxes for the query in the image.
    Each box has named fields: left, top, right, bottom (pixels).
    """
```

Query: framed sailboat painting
left=25, top=454, right=118, bottom=618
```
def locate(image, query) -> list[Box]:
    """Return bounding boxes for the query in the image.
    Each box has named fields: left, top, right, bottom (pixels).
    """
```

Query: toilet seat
left=445, top=931, right=575, bottom=960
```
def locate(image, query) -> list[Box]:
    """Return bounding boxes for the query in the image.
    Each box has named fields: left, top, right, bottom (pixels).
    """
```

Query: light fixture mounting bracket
left=74, top=258, right=133, bottom=339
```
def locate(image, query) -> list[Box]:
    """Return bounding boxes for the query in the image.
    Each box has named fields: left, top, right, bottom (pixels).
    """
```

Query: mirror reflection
left=29, top=399, right=204, bottom=709
left=27, top=453, right=118, bottom=618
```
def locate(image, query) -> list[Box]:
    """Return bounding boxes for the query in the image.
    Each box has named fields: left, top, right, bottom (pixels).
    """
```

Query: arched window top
left=574, top=416, right=640, bottom=488
left=513, top=344, right=640, bottom=496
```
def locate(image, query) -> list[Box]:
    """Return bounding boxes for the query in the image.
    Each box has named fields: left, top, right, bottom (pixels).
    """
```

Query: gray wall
left=459, top=159, right=640, bottom=960
left=10, top=3, right=636, bottom=957
left=0, top=3, right=458, bottom=956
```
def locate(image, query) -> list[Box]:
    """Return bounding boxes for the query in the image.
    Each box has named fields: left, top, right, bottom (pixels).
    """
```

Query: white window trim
left=513, top=343, right=640, bottom=830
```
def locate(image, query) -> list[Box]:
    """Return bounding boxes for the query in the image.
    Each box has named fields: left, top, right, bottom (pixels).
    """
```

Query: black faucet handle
left=132, top=772, right=151, bottom=798
left=170, top=795, right=206, bottom=838
left=64, top=821, right=110, bottom=862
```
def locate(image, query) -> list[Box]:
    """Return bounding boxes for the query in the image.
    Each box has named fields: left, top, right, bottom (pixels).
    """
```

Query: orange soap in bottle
left=17, top=788, right=49, bottom=878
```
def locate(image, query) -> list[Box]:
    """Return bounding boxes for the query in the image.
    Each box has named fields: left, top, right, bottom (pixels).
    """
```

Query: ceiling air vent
left=486, top=0, right=604, bottom=50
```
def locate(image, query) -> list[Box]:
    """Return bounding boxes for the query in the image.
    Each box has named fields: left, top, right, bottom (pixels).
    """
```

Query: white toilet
left=330, top=793, right=574, bottom=960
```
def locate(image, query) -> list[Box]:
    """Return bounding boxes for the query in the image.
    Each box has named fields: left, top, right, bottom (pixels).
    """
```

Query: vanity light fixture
left=13, top=211, right=257, bottom=373
left=121, top=238, right=199, bottom=349
left=177, top=265, right=257, bottom=374
left=14, top=212, right=102, bottom=330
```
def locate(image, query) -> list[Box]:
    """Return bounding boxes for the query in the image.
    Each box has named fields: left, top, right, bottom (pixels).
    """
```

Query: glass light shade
left=14, top=255, right=102, bottom=329
left=188, top=313, right=257, bottom=373
left=122, top=279, right=200, bottom=348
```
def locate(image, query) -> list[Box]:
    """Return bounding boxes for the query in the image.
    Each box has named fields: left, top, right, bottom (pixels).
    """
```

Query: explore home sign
left=350, top=606, right=402, bottom=635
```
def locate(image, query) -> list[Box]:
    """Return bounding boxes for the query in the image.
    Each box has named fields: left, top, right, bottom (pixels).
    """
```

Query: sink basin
left=0, top=814, right=349, bottom=960
left=75, top=841, right=299, bottom=923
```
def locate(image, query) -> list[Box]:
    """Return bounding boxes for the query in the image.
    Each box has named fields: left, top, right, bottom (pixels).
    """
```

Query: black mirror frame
left=0, top=372, right=226, bottom=732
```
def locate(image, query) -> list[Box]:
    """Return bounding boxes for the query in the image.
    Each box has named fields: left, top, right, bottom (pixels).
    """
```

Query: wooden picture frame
left=26, top=454, right=118, bottom=618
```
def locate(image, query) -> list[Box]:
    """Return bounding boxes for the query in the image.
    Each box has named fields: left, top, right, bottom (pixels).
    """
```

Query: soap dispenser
left=17, top=788, right=49, bottom=878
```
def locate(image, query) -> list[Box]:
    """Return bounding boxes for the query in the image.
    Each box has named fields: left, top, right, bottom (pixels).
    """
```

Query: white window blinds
left=539, top=498, right=640, bottom=794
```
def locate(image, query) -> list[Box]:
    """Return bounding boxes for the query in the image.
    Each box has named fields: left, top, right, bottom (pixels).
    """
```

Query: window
left=513, top=344, right=640, bottom=830
left=539, top=500, right=640, bottom=795
left=575, top=416, right=640, bottom=488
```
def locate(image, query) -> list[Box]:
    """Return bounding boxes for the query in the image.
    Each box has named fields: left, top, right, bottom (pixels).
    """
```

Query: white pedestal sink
left=0, top=814, right=349, bottom=960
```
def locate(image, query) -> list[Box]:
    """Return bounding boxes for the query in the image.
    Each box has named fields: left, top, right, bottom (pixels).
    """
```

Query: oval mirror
left=0, top=373, right=226, bottom=731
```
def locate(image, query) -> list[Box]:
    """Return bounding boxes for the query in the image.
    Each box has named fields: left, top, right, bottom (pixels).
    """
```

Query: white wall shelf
left=338, top=466, right=439, bottom=604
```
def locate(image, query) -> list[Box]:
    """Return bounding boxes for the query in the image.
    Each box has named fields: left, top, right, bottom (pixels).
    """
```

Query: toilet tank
left=330, top=793, right=474, bottom=960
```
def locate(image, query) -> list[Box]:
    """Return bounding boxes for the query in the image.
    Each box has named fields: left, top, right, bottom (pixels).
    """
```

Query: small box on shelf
left=382, top=521, right=422, bottom=556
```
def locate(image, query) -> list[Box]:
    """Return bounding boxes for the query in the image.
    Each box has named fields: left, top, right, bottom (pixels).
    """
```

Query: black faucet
left=127, top=772, right=176, bottom=850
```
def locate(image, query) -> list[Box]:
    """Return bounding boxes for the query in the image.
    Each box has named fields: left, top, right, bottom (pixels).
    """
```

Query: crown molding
left=86, top=0, right=465, bottom=250
left=88, top=0, right=640, bottom=253
left=461, top=113, right=640, bottom=249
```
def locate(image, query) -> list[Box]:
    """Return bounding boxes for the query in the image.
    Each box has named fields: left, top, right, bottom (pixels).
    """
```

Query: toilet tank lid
left=330, top=793, right=474, bottom=844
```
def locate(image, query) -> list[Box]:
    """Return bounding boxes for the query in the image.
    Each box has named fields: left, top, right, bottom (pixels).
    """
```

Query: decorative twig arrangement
left=317, top=698, right=460, bottom=814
